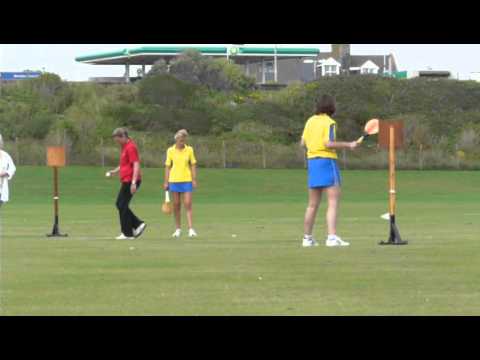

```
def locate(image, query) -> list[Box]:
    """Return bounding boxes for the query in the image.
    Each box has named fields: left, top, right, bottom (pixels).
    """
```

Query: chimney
left=331, top=44, right=351, bottom=74
left=331, top=44, right=350, bottom=60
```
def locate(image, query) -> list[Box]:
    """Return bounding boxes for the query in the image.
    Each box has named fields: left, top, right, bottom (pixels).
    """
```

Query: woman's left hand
left=130, top=183, right=137, bottom=194
left=192, top=180, right=197, bottom=188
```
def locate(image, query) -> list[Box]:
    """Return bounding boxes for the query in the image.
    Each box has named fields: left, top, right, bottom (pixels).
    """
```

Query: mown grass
left=1, top=167, right=480, bottom=315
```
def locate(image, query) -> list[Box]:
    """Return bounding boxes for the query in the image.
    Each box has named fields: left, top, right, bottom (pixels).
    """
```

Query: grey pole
left=125, top=64, right=130, bottom=83
left=274, top=44, right=278, bottom=83
left=125, top=49, right=131, bottom=83
left=262, top=59, right=266, bottom=84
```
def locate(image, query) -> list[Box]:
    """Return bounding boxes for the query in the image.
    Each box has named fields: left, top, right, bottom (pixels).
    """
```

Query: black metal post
left=47, top=166, right=67, bottom=237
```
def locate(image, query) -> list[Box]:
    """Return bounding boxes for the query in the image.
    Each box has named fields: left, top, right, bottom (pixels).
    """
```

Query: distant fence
left=3, top=136, right=479, bottom=170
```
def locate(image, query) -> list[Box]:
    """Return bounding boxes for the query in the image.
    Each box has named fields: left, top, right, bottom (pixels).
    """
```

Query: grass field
left=1, top=166, right=480, bottom=315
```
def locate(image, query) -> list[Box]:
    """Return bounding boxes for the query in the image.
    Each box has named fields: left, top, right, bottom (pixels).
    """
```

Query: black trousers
left=116, top=181, right=143, bottom=237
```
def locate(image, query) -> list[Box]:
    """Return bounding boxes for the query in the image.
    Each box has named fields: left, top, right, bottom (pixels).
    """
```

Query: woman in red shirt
left=106, top=128, right=146, bottom=240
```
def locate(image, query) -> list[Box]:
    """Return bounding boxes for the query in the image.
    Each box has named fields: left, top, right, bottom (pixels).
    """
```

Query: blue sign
left=0, top=72, right=42, bottom=81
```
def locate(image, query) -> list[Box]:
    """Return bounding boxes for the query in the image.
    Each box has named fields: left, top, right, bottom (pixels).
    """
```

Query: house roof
left=316, top=52, right=398, bottom=72
left=349, top=55, right=387, bottom=68
left=349, top=55, right=399, bottom=72
left=361, top=60, right=380, bottom=69
left=320, top=57, right=341, bottom=66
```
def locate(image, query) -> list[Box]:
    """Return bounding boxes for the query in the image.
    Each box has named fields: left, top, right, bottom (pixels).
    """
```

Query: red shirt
left=119, top=140, right=141, bottom=183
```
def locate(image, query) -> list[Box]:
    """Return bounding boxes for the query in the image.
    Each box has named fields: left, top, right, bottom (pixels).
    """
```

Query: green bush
left=148, top=49, right=255, bottom=93
left=138, top=73, right=197, bottom=108
left=3, top=68, right=480, bottom=169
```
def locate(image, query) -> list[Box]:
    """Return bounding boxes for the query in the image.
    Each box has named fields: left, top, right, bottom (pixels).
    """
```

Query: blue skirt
left=307, top=158, right=341, bottom=189
left=169, top=182, right=193, bottom=193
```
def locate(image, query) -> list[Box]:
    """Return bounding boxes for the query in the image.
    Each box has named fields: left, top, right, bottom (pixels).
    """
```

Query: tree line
left=1, top=49, right=480, bottom=167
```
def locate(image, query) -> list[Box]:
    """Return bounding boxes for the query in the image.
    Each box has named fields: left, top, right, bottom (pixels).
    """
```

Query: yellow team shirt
left=302, top=114, right=338, bottom=159
left=165, top=145, right=197, bottom=183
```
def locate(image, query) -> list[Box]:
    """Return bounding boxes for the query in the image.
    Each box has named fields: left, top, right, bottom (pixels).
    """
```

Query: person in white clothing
left=0, top=134, right=16, bottom=206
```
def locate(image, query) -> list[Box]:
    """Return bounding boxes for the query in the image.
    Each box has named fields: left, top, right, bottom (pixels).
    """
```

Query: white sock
left=327, top=234, right=337, bottom=240
left=304, top=234, right=313, bottom=239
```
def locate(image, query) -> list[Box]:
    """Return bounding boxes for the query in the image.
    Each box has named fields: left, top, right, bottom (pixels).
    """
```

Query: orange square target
left=378, top=120, right=404, bottom=150
left=47, top=146, right=66, bottom=167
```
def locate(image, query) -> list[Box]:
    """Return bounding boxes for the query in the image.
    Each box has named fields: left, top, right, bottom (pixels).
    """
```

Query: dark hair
left=315, top=95, right=336, bottom=116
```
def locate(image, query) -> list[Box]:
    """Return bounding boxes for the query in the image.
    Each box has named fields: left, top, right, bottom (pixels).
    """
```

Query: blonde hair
left=112, top=127, right=129, bottom=138
left=174, top=129, right=189, bottom=141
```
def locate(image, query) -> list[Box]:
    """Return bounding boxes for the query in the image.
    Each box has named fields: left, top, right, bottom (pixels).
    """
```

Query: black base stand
left=379, top=215, right=407, bottom=245
left=47, top=217, right=68, bottom=237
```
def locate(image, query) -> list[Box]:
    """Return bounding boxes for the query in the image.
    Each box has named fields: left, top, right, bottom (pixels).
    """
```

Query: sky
left=1, top=44, right=479, bottom=81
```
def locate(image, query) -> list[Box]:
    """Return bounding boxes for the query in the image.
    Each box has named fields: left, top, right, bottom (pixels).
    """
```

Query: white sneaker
left=172, top=229, right=181, bottom=238
left=188, top=229, right=198, bottom=237
left=116, top=233, right=135, bottom=240
left=133, top=223, right=147, bottom=238
left=302, top=236, right=319, bottom=247
left=326, top=236, right=350, bottom=247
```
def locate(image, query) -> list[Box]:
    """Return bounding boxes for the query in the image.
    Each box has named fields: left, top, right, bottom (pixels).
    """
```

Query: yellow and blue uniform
left=301, top=114, right=341, bottom=188
left=165, top=145, right=197, bottom=192
left=302, top=114, right=338, bottom=159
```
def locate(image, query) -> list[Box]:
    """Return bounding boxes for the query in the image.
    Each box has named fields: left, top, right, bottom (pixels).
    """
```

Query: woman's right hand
left=163, top=182, right=169, bottom=191
left=349, top=141, right=359, bottom=150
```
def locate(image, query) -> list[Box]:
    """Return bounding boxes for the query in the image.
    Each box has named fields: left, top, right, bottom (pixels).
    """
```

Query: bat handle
left=356, top=133, right=370, bottom=144
left=165, top=190, right=170, bottom=203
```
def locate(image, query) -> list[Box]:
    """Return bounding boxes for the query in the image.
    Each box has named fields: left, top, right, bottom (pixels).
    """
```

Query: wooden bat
left=357, top=118, right=380, bottom=144
left=161, top=190, right=172, bottom=215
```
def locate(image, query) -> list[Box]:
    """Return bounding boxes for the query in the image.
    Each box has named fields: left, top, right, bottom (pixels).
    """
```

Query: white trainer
left=134, top=223, right=147, bottom=238
left=326, top=236, right=350, bottom=247
left=188, top=229, right=198, bottom=237
left=116, top=233, right=135, bottom=240
left=302, top=236, right=319, bottom=247
left=172, top=229, right=181, bottom=238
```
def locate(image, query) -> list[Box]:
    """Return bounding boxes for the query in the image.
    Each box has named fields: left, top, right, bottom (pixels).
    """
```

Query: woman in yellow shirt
left=301, top=95, right=358, bottom=247
left=163, top=129, right=198, bottom=238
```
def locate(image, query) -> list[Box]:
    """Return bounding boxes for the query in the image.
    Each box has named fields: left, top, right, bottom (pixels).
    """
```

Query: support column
left=274, top=45, right=278, bottom=83
left=262, top=59, right=266, bottom=84
left=142, top=64, right=146, bottom=77
left=124, top=63, right=130, bottom=83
